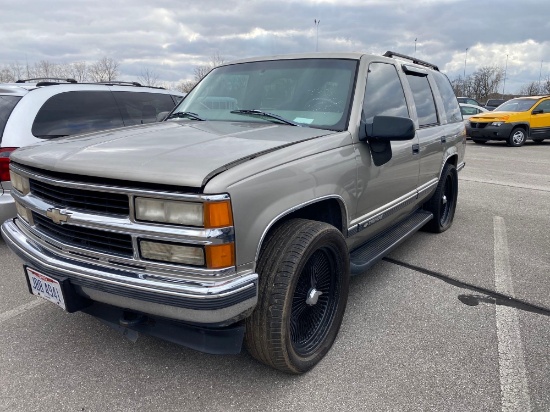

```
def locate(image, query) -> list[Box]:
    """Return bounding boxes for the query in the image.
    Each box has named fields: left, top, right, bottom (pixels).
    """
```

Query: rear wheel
left=422, top=163, right=458, bottom=233
left=245, top=219, right=349, bottom=374
left=507, top=128, right=527, bottom=147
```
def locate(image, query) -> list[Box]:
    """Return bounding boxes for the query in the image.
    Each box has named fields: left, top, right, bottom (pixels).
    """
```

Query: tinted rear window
left=112, top=92, right=177, bottom=126
left=32, top=91, right=124, bottom=138
left=405, top=74, right=438, bottom=127
left=0, top=95, right=22, bottom=142
left=433, top=72, right=462, bottom=123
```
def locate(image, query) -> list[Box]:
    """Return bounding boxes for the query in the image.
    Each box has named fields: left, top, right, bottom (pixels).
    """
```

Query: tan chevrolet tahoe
left=2, top=51, right=465, bottom=374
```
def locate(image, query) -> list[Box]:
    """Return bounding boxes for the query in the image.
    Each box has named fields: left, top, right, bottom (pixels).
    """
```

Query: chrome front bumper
left=1, top=218, right=258, bottom=325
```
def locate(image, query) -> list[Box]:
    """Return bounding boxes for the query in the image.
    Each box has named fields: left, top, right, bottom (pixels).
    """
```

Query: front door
left=350, top=62, right=419, bottom=249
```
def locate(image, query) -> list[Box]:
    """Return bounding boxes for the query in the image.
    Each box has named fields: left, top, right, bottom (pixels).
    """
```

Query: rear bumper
left=1, top=218, right=258, bottom=326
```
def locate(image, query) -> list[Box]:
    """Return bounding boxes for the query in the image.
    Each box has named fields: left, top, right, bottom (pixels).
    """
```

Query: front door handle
left=441, top=136, right=447, bottom=143
left=412, top=143, right=419, bottom=154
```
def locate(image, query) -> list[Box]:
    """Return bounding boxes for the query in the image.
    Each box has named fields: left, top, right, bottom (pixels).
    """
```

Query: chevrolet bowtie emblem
left=46, top=208, right=71, bottom=224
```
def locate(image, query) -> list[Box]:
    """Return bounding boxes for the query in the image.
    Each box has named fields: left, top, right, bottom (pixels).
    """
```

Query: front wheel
left=422, top=163, right=458, bottom=233
left=245, top=219, right=349, bottom=374
left=507, top=128, right=527, bottom=147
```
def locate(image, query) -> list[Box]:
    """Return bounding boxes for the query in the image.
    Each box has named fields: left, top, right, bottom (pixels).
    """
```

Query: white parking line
left=494, top=216, right=532, bottom=412
left=0, top=298, right=46, bottom=324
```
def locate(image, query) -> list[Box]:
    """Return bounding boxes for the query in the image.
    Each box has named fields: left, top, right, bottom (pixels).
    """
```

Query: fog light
left=140, top=240, right=205, bottom=266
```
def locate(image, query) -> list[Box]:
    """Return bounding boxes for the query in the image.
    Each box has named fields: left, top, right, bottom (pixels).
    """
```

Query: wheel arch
left=439, top=151, right=458, bottom=180
left=254, top=196, right=348, bottom=263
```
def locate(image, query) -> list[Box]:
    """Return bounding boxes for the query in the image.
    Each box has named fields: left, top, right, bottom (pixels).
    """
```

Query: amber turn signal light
left=204, top=201, right=233, bottom=228
left=205, top=243, right=235, bottom=269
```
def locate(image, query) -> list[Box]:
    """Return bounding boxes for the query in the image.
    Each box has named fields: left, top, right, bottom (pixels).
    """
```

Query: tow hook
left=119, top=310, right=146, bottom=327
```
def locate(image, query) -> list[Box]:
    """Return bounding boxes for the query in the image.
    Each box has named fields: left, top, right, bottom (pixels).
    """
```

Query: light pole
left=414, top=38, right=417, bottom=56
left=538, top=60, right=543, bottom=94
left=314, top=19, right=320, bottom=52
left=502, top=54, right=508, bottom=97
left=463, top=48, right=468, bottom=79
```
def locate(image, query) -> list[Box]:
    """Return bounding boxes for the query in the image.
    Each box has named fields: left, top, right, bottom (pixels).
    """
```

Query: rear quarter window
left=0, top=95, right=22, bottom=142
left=32, top=91, right=124, bottom=138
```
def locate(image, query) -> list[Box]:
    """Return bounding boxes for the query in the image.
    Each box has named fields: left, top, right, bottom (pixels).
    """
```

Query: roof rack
left=95, top=81, right=142, bottom=87
left=383, top=51, right=439, bottom=71
left=16, top=77, right=78, bottom=84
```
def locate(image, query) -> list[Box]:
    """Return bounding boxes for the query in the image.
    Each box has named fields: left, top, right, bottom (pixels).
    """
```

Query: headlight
left=491, top=122, right=504, bottom=127
left=135, top=197, right=204, bottom=226
left=140, top=240, right=205, bottom=266
left=9, top=170, right=30, bottom=195
left=135, top=197, right=233, bottom=228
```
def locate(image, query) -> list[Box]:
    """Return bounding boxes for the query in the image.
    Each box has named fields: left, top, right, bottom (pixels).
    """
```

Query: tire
left=507, top=127, right=527, bottom=147
left=245, top=219, right=350, bottom=374
left=472, top=139, right=486, bottom=144
left=532, top=138, right=544, bottom=143
left=422, top=163, right=458, bottom=233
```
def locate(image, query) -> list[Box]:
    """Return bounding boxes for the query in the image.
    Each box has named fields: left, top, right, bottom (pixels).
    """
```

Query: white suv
left=0, top=79, right=184, bottom=222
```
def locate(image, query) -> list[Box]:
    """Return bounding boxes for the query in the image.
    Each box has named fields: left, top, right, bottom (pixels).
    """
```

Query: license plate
left=26, top=268, right=66, bottom=310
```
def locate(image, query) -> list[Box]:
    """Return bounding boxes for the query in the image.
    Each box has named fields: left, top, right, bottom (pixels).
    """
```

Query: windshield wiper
left=167, top=111, right=205, bottom=121
left=230, top=109, right=302, bottom=126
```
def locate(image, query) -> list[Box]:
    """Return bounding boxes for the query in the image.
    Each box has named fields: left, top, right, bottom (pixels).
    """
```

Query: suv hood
left=11, top=121, right=334, bottom=188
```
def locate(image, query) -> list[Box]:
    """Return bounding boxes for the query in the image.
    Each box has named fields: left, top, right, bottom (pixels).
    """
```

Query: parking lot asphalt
left=0, top=140, right=549, bottom=412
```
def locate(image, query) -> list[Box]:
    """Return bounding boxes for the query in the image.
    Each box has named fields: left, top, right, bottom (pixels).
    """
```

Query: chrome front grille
left=33, top=212, right=133, bottom=257
left=29, top=179, right=130, bottom=216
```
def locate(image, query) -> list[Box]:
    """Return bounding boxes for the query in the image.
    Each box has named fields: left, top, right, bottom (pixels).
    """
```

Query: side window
left=32, top=91, right=124, bottom=138
left=433, top=71, right=462, bottom=123
left=405, top=73, right=439, bottom=127
left=534, top=100, right=550, bottom=113
left=112, top=92, right=178, bottom=126
left=362, top=62, right=409, bottom=128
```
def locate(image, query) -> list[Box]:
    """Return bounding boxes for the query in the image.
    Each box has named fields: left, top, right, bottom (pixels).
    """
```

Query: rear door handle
left=412, top=143, right=419, bottom=154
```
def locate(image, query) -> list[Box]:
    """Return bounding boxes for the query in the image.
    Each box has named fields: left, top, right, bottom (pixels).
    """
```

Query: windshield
left=495, top=99, right=537, bottom=112
left=172, top=58, right=358, bottom=131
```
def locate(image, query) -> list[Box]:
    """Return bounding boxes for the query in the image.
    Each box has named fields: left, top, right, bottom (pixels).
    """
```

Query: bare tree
left=543, top=77, right=550, bottom=94
left=70, top=61, right=88, bottom=82
left=518, top=81, right=542, bottom=96
left=89, top=57, right=119, bottom=82
left=191, top=53, right=226, bottom=86
left=451, top=66, right=504, bottom=102
left=138, top=68, right=160, bottom=87
left=173, top=80, right=195, bottom=94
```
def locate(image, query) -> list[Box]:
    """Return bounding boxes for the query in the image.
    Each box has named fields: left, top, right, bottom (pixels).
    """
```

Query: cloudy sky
left=1, top=0, right=549, bottom=93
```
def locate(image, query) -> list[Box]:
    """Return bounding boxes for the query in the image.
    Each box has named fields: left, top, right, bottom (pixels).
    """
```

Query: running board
left=349, top=210, right=433, bottom=276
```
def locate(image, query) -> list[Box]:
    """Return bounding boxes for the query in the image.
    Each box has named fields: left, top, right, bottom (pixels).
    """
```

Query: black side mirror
left=359, top=115, right=416, bottom=167
left=359, top=115, right=415, bottom=142
left=532, top=109, right=544, bottom=115
left=371, top=116, right=415, bottom=140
